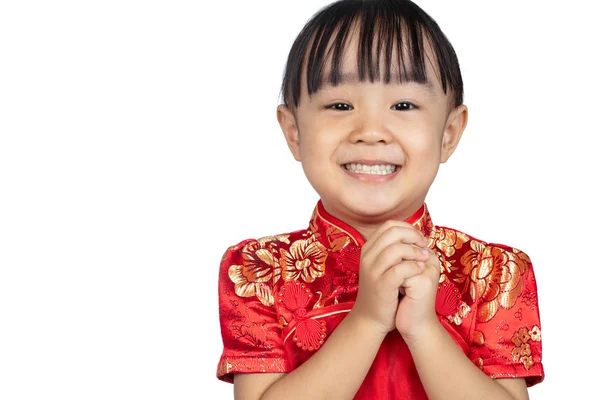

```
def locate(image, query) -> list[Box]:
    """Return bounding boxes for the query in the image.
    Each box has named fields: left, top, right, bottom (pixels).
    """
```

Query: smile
left=342, top=163, right=399, bottom=175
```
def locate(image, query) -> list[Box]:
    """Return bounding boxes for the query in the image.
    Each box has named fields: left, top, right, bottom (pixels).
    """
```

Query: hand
left=351, top=221, right=431, bottom=335
left=395, top=246, right=441, bottom=342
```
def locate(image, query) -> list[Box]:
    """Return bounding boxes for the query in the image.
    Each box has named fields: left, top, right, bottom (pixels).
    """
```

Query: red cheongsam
left=216, top=201, right=544, bottom=398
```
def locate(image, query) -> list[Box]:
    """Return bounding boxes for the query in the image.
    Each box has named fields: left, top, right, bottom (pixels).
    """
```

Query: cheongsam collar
left=310, top=200, right=434, bottom=248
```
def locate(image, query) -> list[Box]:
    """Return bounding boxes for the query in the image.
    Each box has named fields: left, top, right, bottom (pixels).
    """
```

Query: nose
left=348, top=114, right=392, bottom=144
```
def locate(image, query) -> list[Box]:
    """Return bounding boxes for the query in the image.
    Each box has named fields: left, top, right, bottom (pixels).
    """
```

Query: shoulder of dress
left=434, top=225, right=529, bottom=254
left=486, top=241, right=529, bottom=257
left=220, top=228, right=310, bottom=263
left=433, top=224, right=489, bottom=246
left=432, top=225, right=534, bottom=279
left=433, top=226, right=537, bottom=319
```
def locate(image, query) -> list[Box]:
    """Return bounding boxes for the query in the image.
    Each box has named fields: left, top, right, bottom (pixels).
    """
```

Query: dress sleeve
left=467, top=243, right=544, bottom=387
left=216, top=240, right=289, bottom=383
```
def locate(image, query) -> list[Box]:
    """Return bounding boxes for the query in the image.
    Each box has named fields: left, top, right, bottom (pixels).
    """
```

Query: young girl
left=216, top=1, right=544, bottom=398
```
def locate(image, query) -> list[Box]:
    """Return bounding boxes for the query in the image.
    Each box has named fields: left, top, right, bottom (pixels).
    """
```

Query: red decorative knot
left=277, top=280, right=328, bottom=352
left=295, top=319, right=327, bottom=351
left=435, top=281, right=461, bottom=317
left=294, top=308, right=307, bottom=319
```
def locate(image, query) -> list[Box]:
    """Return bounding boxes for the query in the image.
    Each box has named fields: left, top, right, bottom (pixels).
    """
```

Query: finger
left=363, top=224, right=428, bottom=261
left=424, top=254, right=441, bottom=280
left=398, top=270, right=439, bottom=301
left=369, top=220, right=428, bottom=248
left=381, top=260, right=425, bottom=290
left=367, top=219, right=415, bottom=244
left=371, top=241, right=431, bottom=276
left=420, top=248, right=441, bottom=274
left=398, top=263, right=435, bottom=299
left=401, top=255, right=441, bottom=289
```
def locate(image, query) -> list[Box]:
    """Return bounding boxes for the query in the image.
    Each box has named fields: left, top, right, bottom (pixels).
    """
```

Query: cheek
left=403, top=132, right=441, bottom=162
left=298, top=122, right=340, bottom=160
left=298, top=134, right=324, bottom=161
left=391, top=115, right=443, bottom=157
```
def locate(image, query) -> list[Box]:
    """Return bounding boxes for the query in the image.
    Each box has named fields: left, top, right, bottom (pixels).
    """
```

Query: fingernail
left=417, top=261, right=425, bottom=268
left=421, top=249, right=430, bottom=256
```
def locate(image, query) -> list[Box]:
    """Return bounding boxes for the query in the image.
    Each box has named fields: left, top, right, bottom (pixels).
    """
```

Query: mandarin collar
left=310, top=200, right=434, bottom=247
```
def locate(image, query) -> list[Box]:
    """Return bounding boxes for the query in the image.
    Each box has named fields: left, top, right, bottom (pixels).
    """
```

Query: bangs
left=281, top=0, right=463, bottom=109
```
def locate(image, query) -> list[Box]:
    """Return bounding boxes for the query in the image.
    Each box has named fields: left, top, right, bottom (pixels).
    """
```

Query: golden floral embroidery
left=228, top=239, right=283, bottom=306
left=472, top=330, right=485, bottom=346
left=521, top=355, right=534, bottom=370
left=511, top=342, right=531, bottom=358
left=446, top=302, right=471, bottom=326
left=511, top=327, right=536, bottom=370
left=435, top=228, right=470, bottom=257
left=257, top=234, right=290, bottom=247
left=457, top=242, right=529, bottom=322
left=474, top=357, right=484, bottom=370
left=326, top=225, right=351, bottom=252
left=439, top=273, right=449, bottom=284
left=518, top=327, right=531, bottom=343
left=280, top=235, right=327, bottom=283
left=494, top=320, right=509, bottom=334
left=435, top=249, right=456, bottom=275
left=529, top=325, right=541, bottom=342
left=454, top=239, right=485, bottom=295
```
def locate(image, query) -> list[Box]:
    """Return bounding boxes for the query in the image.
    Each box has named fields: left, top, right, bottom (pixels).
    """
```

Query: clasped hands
left=352, top=220, right=441, bottom=343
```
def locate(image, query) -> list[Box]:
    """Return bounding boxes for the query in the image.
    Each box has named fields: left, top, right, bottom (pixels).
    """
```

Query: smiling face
left=277, top=28, right=468, bottom=239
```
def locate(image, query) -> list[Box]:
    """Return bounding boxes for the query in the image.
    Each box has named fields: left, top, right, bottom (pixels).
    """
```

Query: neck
left=320, top=200, right=426, bottom=241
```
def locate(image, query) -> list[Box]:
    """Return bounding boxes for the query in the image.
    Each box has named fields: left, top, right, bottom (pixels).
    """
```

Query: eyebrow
left=321, top=72, right=436, bottom=94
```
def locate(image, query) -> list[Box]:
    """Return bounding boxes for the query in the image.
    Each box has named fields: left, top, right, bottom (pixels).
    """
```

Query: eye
left=327, top=103, right=353, bottom=111
left=392, top=102, right=417, bottom=111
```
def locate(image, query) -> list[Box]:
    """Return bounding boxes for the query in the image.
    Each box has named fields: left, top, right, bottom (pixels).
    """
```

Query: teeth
left=343, top=163, right=398, bottom=175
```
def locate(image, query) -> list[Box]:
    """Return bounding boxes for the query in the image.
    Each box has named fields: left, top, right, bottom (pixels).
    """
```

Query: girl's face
left=277, top=32, right=468, bottom=239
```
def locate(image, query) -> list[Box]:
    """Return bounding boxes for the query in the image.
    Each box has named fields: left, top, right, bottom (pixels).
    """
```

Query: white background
left=1, top=0, right=597, bottom=399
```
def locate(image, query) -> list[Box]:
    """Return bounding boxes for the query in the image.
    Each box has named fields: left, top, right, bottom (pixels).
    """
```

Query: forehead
left=301, top=24, right=445, bottom=97
left=317, top=72, right=438, bottom=97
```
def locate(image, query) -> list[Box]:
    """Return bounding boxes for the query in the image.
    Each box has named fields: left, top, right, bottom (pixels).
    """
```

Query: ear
left=277, top=104, right=301, bottom=161
left=440, top=104, right=468, bottom=163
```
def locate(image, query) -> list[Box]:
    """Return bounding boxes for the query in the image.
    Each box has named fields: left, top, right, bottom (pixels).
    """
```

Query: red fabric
left=216, top=202, right=544, bottom=397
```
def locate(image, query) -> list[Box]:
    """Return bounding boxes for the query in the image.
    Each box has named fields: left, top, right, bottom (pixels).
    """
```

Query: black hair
left=280, top=0, right=463, bottom=110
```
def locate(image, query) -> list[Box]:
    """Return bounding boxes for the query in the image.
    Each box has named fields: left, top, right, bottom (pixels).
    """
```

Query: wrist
left=401, top=318, right=445, bottom=349
left=346, top=309, right=389, bottom=343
